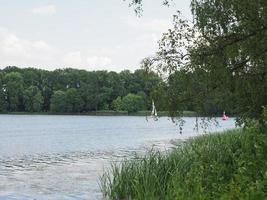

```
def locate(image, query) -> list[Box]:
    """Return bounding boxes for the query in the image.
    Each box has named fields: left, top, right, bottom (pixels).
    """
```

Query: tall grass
left=101, top=125, right=267, bottom=199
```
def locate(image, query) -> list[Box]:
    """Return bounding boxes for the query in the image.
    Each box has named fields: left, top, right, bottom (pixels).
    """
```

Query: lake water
left=0, top=115, right=235, bottom=199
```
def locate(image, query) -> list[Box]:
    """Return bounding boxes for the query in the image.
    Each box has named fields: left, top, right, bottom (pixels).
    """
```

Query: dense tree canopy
left=0, top=67, right=161, bottom=113
left=23, top=86, right=44, bottom=112
left=112, top=93, right=145, bottom=113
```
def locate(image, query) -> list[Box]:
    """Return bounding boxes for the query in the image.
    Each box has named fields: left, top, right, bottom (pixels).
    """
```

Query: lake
left=0, top=115, right=235, bottom=199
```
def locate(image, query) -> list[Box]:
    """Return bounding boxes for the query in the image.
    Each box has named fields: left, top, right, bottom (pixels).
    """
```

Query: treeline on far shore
left=0, top=66, right=162, bottom=114
left=0, top=66, right=238, bottom=116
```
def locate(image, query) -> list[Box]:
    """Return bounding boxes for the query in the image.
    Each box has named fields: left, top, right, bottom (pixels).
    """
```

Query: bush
left=112, top=93, right=145, bottom=113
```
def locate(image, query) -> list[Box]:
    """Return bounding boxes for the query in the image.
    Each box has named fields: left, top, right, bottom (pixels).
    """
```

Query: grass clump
left=101, top=125, right=267, bottom=200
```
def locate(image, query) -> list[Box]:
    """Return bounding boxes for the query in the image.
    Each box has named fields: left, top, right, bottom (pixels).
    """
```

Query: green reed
left=101, top=125, right=267, bottom=200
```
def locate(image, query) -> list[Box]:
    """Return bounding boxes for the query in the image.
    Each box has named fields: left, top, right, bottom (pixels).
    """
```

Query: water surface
left=0, top=115, right=235, bottom=199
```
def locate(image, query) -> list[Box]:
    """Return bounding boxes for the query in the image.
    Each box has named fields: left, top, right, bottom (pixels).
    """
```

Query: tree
left=79, top=73, right=101, bottom=112
left=121, top=93, right=145, bottom=113
left=0, top=73, right=7, bottom=112
left=112, top=96, right=123, bottom=111
left=125, top=0, right=172, bottom=15
left=23, top=86, right=44, bottom=112
left=50, top=90, right=67, bottom=113
left=142, top=0, right=267, bottom=123
left=65, top=88, right=84, bottom=113
left=0, top=67, right=162, bottom=113
left=4, top=72, right=24, bottom=111
left=50, top=89, right=84, bottom=113
left=190, top=0, right=267, bottom=122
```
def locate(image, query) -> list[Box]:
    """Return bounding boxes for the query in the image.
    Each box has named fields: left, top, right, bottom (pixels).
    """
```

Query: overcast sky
left=0, top=0, right=191, bottom=72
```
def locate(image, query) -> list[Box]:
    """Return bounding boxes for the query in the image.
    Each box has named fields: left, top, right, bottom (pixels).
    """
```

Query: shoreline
left=0, top=110, right=197, bottom=117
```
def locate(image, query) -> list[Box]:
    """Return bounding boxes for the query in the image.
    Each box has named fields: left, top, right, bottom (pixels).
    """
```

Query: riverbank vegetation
left=101, top=123, right=267, bottom=199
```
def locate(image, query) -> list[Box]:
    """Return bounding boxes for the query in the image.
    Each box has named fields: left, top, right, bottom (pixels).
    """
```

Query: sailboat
left=222, top=111, right=229, bottom=120
left=149, top=100, right=158, bottom=121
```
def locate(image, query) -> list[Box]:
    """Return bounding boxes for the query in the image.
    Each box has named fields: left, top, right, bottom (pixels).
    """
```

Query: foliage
left=142, top=0, right=267, bottom=123
left=50, top=90, right=67, bottom=113
left=0, top=67, right=161, bottom=113
left=101, top=125, right=267, bottom=199
left=23, top=86, right=44, bottom=112
left=50, top=89, right=85, bottom=113
left=0, top=73, right=7, bottom=112
left=4, top=72, right=24, bottom=111
left=125, top=0, right=172, bottom=15
left=151, top=69, right=237, bottom=117
left=112, top=93, right=145, bottom=113
left=65, top=88, right=84, bottom=113
left=111, top=96, right=123, bottom=111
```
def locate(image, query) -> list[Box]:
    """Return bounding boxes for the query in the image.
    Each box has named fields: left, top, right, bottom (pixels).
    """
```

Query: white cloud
left=0, top=27, right=117, bottom=71
left=86, top=56, right=112, bottom=69
left=0, top=27, right=59, bottom=69
left=0, top=27, right=155, bottom=72
left=63, top=52, right=82, bottom=66
left=123, top=17, right=172, bottom=33
left=32, top=5, right=57, bottom=16
left=120, top=17, right=172, bottom=61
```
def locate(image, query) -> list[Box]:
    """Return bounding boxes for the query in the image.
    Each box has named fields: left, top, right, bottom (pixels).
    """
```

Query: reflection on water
left=0, top=115, right=235, bottom=199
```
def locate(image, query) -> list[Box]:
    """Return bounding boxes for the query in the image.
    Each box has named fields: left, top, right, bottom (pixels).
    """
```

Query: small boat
left=146, top=100, right=158, bottom=121
left=222, top=111, right=229, bottom=120
left=151, top=100, right=158, bottom=117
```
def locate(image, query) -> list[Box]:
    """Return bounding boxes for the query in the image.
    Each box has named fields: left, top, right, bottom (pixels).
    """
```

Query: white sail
left=151, top=100, right=155, bottom=116
left=151, top=100, right=158, bottom=120
left=154, top=107, right=158, bottom=117
left=154, top=104, right=157, bottom=116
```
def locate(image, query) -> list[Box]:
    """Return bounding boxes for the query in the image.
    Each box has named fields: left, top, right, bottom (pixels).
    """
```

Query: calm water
left=0, top=115, right=235, bottom=199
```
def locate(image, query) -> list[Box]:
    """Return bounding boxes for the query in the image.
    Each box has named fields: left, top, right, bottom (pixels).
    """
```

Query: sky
left=0, top=0, right=192, bottom=72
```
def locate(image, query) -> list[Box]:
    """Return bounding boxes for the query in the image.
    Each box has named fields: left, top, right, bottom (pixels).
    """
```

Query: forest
left=0, top=66, right=161, bottom=114
left=0, top=66, right=240, bottom=115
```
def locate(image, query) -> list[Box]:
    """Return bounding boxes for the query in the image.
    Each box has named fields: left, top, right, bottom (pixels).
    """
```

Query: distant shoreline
left=0, top=110, right=197, bottom=117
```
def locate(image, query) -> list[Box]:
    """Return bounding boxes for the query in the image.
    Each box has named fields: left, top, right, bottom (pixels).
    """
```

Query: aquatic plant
left=101, top=125, right=267, bottom=199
